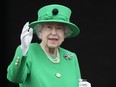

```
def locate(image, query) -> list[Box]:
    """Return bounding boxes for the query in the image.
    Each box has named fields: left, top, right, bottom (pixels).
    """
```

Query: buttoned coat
left=7, top=43, right=81, bottom=87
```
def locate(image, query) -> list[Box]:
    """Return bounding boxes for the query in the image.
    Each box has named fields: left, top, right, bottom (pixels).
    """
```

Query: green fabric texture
left=7, top=43, right=81, bottom=87
left=29, top=4, right=80, bottom=38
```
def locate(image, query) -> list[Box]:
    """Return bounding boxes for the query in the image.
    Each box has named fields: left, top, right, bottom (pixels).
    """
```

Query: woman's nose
left=51, top=28, right=57, bottom=34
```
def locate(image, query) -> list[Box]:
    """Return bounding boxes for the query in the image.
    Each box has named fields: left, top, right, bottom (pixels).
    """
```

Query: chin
left=48, top=44, right=59, bottom=48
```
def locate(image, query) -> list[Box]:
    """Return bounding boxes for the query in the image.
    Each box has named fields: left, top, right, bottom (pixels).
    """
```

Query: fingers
left=28, top=28, right=33, bottom=37
left=79, top=81, right=91, bottom=87
left=79, top=79, right=91, bottom=87
left=20, top=22, right=33, bottom=40
left=28, top=28, right=33, bottom=43
left=21, top=22, right=29, bottom=33
left=20, top=22, right=33, bottom=56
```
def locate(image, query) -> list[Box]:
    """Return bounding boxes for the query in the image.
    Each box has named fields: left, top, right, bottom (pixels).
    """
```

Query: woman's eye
left=57, top=27, right=64, bottom=30
left=47, top=25, right=52, bottom=28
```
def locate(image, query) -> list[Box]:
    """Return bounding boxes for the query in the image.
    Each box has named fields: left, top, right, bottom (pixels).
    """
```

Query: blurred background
left=2, top=0, right=116, bottom=87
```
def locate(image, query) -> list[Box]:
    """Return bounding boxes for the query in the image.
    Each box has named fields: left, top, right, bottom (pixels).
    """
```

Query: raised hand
left=20, top=22, right=33, bottom=56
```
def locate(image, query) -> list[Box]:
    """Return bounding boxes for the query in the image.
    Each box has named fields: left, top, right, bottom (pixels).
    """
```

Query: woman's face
left=39, top=22, right=65, bottom=49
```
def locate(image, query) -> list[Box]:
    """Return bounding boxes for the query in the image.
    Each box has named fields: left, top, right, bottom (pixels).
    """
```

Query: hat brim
left=29, top=20, right=80, bottom=38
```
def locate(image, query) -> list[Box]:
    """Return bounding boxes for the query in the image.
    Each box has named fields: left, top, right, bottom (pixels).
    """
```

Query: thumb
left=29, top=28, right=33, bottom=36
left=28, top=28, right=33, bottom=43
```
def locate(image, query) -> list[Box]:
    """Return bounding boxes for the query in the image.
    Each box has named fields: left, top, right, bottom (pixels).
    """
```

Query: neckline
left=39, top=43, right=60, bottom=64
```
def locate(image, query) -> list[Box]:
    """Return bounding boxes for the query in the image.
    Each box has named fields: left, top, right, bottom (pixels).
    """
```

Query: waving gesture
left=20, top=22, right=33, bottom=56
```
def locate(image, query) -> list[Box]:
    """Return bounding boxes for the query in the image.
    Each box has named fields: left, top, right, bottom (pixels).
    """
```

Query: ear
left=38, top=29, right=42, bottom=39
left=38, top=28, right=42, bottom=34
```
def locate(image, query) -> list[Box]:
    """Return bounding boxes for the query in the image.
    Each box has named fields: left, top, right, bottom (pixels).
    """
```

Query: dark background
left=2, top=0, right=116, bottom=87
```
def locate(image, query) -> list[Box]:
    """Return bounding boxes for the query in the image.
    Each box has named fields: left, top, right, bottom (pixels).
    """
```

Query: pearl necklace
left=40, top=44, right=60, bottom=63
left=45, top=49, right=60, bottom=63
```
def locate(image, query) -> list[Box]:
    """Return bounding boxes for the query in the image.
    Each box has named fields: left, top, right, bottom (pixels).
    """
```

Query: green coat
left=7, top=43, right=81, bottom=87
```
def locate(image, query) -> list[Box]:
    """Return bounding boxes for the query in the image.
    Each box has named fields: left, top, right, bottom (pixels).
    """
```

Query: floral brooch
left=64, top=53, right=73, bottom=60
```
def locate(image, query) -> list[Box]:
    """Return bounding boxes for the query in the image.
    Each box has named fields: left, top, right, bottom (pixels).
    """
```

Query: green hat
left=29, top=4, right=80, bottom=38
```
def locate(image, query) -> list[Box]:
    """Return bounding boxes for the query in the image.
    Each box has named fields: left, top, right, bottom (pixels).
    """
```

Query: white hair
left=64, top=25, right=72, bottom=38
left=34, top=23, right=72, bottom=40
left=34, top=23, right=43, bottom=40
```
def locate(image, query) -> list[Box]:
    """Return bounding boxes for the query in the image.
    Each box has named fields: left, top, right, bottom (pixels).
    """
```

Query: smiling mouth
left=48, top=38, right=58, bottom=41
left=48, top=38, right=59, bottom=42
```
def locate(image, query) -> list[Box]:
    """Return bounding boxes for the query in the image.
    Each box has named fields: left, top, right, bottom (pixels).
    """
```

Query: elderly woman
left=7, top=4, right=91, bottom=87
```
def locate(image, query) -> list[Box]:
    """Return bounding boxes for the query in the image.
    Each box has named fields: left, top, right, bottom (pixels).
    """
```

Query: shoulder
left=59, top=47, right=77, bottom=59
left=30, top=42, right=39, bottom=46
left=29, top=43, right=40, bottom=48
left=29, top=43, right=41, bottom=51
left=16, top=42, right=39, bottom=48
left=16, top=43, right=41, bottom=52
